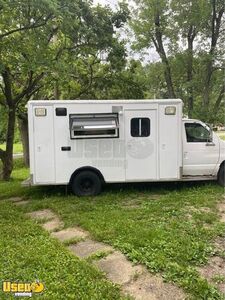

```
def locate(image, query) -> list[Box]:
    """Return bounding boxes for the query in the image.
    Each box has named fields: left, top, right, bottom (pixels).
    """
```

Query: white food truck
left=27, top=99, right=225, bottom=196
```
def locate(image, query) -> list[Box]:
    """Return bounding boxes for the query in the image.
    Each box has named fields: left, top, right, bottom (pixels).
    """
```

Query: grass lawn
left=216, top=131, right=225, bottom=141
left=0, top=161, right=125, bottom=300
left=0, top=142, right=23, bottom=153
left=0, top=159, right=225, bottom=299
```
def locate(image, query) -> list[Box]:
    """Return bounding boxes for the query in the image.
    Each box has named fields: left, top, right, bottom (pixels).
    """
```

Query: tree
left=170, top=0, right=209, bottom=117
left=202, top=0, right=224, bottom=119
left=0, top=0, right=58, bottom=179
left=0, top=0, right=129, bottom=179
left=131, top=0, right=176, bottom=98
left=91, top=60, right=145, bottom=100
left=130, top=0, right=224, bottom=121
left=171, top=0, right=224, bottom=119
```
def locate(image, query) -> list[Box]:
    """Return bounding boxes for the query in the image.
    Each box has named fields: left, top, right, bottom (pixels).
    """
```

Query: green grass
left=0, top=160, right=225, bottom=299
left=0, top=201, right=124, bottom=300
left=0, top=142, right=23, bottom=153
left=216, top=131, right=225, bottom=141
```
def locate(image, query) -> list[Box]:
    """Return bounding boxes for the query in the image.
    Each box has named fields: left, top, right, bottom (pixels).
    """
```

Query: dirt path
left=8, top=194, right=225, bottom=298
left=9, top=197, right=186, bottom=299
left=197, top=198, right=225, bottom=294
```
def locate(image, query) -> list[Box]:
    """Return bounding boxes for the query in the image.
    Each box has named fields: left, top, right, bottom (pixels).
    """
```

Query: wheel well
left=69, top=166, right=105, bottom=185
left=218, top=161, right=225, bottom=176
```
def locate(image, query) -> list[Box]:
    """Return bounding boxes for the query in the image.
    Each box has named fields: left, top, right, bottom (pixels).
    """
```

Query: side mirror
left=206, top=123, right=213, bottom=143
left=206, top=126, right=215, bottom=146
left=209, top=128, right=213, bottom=142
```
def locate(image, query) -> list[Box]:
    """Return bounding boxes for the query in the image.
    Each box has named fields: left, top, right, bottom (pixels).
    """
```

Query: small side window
left=185, top=123, right=211, bottom=143
left=131, top=118, right=150, bottom=137
left=56, top=108, right=67, bottom=116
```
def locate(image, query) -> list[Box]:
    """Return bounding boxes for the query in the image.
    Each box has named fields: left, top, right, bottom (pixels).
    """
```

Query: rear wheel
left=71, top=170, right=102, bottom=196
left=218, top=164, right=225, bottom=187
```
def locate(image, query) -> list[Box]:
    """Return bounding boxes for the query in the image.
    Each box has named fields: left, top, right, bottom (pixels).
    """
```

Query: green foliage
left=130, top=0, right=225, bottom=123
left=0, top=0, right=134, bottom=178
left=0, top=201, right=124, bottom=300
left=86, top=250, right=114, bottom=263
left=62, top=237, right=84, bottom=247
left=91, top=60, right=145, bottom=100
left=1, top=162, right=225, bottom=298
left=0, top=0, right=132, bottom=105
left=212, top=275, right=225, bottom=284
left=0, top=143, right=22, bottom=153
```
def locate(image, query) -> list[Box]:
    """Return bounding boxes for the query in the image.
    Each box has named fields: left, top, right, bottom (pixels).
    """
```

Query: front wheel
left=218, top=164, right=225, bottom=187
left=71, top=170, right=102, bottom=196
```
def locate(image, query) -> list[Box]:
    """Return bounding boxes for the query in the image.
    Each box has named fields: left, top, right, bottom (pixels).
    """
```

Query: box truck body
left=27, top=99, right=225, bottom=195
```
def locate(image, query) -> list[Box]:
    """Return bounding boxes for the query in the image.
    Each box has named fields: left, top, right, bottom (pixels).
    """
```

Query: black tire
left=71, top=170, right=102, bottom=196
left=218, top=164, right=225, bottom=187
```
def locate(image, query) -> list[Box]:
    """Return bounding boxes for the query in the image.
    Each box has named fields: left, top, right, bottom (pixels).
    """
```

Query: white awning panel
left=72, top=117, right=118, bottom=131
left=70, top=114, right=119, bottom=139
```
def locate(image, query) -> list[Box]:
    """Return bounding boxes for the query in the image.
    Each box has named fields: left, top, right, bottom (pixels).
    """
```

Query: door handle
left=61, top=146, right=71, bottom=151
left=184, top=152, right=188, bottom=159
left=206, top=142, right=215, bottom=146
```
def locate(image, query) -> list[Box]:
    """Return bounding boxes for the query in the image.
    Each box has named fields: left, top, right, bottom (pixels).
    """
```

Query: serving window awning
left=72, top=117, right=118, bottom=131
left=70, top=114, right=119, bottom=139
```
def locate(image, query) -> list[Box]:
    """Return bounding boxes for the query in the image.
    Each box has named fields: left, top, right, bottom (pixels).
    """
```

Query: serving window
left=70, top=114, right=119, bottom=139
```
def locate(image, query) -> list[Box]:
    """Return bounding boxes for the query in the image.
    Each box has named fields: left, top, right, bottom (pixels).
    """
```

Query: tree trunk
left=2, top=106, right=16, bottom=180
left=153, top=13, right=176, bottom=98
left=0, top=149, right=6, bottom=177
left=202, top=1, right=224, bottom=116
left=203, top=58, right=213, bottom=111
left=18, top=116, right=29, bottom=167
left=211, top=84, right=225, bottom=121
left=186, top=26, right=195, bottom=118
left=161, top=55, right=176, bottom=98
left=187, top=64, right=194, bottom=118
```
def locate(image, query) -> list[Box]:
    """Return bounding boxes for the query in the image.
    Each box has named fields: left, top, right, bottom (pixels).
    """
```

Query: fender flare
left=69, top=166, right=105, bottom=185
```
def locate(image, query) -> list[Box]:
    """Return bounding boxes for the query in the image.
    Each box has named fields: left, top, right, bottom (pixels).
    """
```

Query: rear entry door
left=125, top=110, right=157, bottom=181
left=33, top=106, right=55, bottom=183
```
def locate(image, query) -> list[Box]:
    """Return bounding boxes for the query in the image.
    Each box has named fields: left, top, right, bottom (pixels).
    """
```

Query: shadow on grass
left=0, top=158, right=220, bottom=200
left=21, top=180, right=218, bottom=201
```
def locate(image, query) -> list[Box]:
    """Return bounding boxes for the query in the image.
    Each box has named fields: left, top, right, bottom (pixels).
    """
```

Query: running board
left=181, top=176, right=216, bottom=181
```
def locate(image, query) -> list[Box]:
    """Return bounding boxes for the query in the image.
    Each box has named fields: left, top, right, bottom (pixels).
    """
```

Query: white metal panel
left=54, top=104, right=125, bottom=183
left=33, top=106, right=55, bottom=183
left=182, top=121, right=220, bottom=176
left=29, top=99, right=182, bottom=106
left=125, top=110, right=157, bottom=181
left=159, top=104, right=181, bottom=179
left=28, top=99, right=184, bottom=185
left=28, top=103, right=34, bottom=180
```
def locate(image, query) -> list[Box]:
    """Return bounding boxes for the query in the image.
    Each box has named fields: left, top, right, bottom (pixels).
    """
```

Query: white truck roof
left=28, top=99, right=182, bottom=105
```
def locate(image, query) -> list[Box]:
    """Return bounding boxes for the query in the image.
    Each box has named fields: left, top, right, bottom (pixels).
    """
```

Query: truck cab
left=182, top=118, right=225, bottom=182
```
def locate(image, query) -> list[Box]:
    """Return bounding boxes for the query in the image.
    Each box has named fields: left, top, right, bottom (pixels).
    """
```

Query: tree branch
left=2, top=67, right=13, bottom=106
left=210, top=1, right=224, bottom=54
left=0, top=83, right=6, bottom=96
left=0, top=14, right=54, bottom=39
left=213, top=84, right=225, bottom=115
left=77, top=63, right=94, bottom=98
left=14, top=72, right=44, bottom=104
